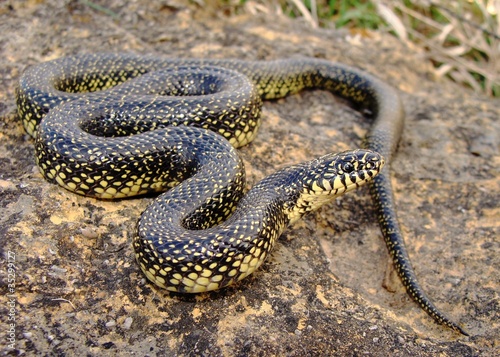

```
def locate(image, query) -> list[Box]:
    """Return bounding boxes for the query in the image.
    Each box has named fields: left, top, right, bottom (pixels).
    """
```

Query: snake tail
left=368, top=173, right=469, bottom=336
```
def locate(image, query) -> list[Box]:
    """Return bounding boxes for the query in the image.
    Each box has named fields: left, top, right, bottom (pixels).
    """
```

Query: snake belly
left=16, top=53, right=466, bottom=334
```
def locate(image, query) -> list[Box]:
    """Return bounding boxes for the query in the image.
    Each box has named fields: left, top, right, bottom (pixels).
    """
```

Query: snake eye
left=342, top=162, right=354, bottom=173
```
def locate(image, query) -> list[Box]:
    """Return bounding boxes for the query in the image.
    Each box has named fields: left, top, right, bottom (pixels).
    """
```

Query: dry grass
left=380, top=0, right=499, bottom=96
left=237, top=0, right=499, bottom=96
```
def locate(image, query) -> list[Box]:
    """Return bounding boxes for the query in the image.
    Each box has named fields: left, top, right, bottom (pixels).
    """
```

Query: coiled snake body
left=16, top=53, right=466, bottom=334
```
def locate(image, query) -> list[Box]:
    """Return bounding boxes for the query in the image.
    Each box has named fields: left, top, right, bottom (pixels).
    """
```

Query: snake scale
left=16, top=53, right=466, bottom=335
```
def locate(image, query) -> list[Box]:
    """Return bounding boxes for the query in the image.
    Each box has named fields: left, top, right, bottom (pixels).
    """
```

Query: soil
left=0, top=1, right=498, bottom=356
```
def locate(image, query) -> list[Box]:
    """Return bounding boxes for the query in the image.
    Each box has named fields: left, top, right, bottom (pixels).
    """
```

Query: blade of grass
left=79, top=0, right=120, bottom=20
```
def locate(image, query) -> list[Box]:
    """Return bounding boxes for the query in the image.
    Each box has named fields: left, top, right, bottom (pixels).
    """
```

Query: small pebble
left=50, top=265, right=67, bottom=274
left=105, top=320, right=116, bottom=328
left=123, top=317, right=133, bottom=330
left=81, top=227, right=98, bottom=239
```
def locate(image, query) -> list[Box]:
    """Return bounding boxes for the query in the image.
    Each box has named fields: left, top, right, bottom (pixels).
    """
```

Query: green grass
left=289, top=0, right=381, bottom=29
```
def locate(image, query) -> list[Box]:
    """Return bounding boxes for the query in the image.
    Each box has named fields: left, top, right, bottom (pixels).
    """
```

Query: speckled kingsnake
left=16, top=53, right=466, bottom=335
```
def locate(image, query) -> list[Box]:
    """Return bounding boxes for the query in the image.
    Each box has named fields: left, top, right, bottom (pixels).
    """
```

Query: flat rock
left=0, top=1, right=498, bottom=356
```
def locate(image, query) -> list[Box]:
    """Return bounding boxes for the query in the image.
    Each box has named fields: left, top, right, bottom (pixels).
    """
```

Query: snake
left=16, top=53, right=466, bottom=335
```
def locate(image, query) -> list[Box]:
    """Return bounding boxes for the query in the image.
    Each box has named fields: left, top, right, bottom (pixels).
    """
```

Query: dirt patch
left=0, top=1, right=498, bottom=356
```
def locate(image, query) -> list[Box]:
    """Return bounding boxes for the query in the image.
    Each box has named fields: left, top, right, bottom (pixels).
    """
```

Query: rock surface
left=0, top=1, right=498, bottom=356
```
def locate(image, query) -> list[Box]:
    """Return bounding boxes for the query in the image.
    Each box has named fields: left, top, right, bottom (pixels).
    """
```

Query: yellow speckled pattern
left=16, top=53, right=466, bottom=334
left=138, top=148, right=383, bottom=294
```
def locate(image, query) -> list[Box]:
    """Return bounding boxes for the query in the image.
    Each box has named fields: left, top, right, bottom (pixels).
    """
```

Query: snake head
left=285, top=149, right=384, bottom=223
left=322, top=149, right=384, bottom=189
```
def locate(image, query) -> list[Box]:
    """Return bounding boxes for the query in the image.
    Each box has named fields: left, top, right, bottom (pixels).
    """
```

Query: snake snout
left=322, top=149, right=385, bottom=193
left=356, top=149, right=385, bottom=173
left=349, top=149, right=385, bottom=184
left=334, top=149, right=384, bottom=174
